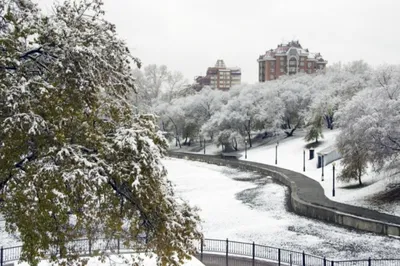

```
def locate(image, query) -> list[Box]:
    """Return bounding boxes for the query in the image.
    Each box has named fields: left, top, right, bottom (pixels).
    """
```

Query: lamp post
left=275, top=141, right=279, bottom=165
left=332, top=162, right=336, bottom=197
left=303, top=150, right=306, bottom=172
left=321, top=155, right=324, bottom=181
left=245, top=139, right=248, bottom=159
left=203, top=138, right=206, bottom=155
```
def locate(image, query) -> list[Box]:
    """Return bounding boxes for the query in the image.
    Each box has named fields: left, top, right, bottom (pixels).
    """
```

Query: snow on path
left=164, top=158, right=400, bottom=259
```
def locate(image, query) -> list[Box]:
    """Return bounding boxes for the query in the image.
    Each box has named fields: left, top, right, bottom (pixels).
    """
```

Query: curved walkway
left=169, top=152, right=400, bottom=236
left=196, top=254, right=276, bottom=266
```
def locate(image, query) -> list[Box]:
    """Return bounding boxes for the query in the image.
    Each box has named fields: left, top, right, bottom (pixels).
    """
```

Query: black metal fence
left=0, top=238, right=142, bottom=266
left=197, top=238, right=400, bottom=266
left=1, top=238, right=400, bottom=266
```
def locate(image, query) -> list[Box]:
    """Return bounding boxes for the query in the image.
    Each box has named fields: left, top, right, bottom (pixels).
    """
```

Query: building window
left=271, top=68, right=275, bottom=73
left=307, top=62, right=312, bottom=68
left=300, top=62, right=304, bottom=67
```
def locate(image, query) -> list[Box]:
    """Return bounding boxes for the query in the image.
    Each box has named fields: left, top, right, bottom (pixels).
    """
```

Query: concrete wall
left=169, top=152, right=400, bottom=237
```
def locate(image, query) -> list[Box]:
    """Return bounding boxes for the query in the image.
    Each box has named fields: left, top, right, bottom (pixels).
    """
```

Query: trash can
left=309, top=149, right=315, bottom=160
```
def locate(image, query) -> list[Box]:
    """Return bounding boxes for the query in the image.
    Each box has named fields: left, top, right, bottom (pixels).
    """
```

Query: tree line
left=150, top=62, right=400, bottom=185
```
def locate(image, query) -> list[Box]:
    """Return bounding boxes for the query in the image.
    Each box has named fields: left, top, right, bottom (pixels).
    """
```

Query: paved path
left=169, top=152, right=400, bottom=232
left=243, top=160, right=400, bottom=225
left=196, top=254, right=276, bottom=266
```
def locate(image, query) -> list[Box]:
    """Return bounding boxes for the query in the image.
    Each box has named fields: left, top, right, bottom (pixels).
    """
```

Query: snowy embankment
left=178, top=129, right=399, bottom=216
left=228, top=129, right=400, bottom=216
left=163, top=158, right=400, bottom=259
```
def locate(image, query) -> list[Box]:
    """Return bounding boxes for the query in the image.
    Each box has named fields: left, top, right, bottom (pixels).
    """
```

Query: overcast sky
left=37, top=0, right=400, bottom=83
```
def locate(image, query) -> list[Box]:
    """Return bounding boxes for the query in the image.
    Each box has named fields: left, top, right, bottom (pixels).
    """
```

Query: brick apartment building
left=195, top=60, right=241, bottom=90
left=257, top=41, right=327, bottom=82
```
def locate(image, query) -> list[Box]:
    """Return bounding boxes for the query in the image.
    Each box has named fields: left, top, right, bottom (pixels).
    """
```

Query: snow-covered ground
left=0, top=214, right=20, bottom=248
left=185, top=129, right=400, bottom=216
left=0, top=220, right=203, bottom=266
left=15, top=254, right=203, bottom=266
left=164, top=158, right=400, bottom=259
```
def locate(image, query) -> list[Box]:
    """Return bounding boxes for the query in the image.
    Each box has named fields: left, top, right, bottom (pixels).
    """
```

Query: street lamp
left=275, top=141, right=279, bottom=165
left=321, top=155, right=324, bottom=181
left=245, top=139, right=248, bottom=159
left=332, top=162, right=336, bottom=197
left=303, top=150, right=306, bottom=172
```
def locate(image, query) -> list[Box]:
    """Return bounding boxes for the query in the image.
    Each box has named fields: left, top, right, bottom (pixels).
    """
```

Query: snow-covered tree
left=304, top=111, right=324, bottom=143
left=277, top=75, right=313, bottom=136
left=335, top=64, right=400, bottom=183
left=0, top=1, right=200, bottom=265
left=201, top=84, right=283, bottom=150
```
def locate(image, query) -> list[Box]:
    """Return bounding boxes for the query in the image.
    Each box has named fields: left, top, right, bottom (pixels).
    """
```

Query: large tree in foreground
left=0, top=1, right=200, bottom=265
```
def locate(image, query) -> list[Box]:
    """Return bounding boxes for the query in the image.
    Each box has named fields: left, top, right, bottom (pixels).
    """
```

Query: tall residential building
left=257, top=40, right=328, bottom=82
left=195, top=60, right=241, bottom=90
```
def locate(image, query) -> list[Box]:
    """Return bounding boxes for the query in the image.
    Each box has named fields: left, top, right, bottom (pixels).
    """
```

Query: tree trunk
left=285, top=121, right=300, bottom=137
left=325, top=115, right=334, bottom=130
left=168, top=116, right=180, bottom=148
left=247, top=120, right=252, bottom=148
left=286, top=118, right=291, bottom=129
left=175, top=137, right=181, bottom=148
left=232, top=138, right=238, bottom=151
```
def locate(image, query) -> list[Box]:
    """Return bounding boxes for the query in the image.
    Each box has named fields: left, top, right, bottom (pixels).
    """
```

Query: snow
left=2, top=129, right=400, bottom=262
left=186, top=129, right=400, bottom=216
left=0, top=215, right=20, bottom=247
left=16, top=254, right=204, bottom=266
left=163, top=158, right=400, bottom=259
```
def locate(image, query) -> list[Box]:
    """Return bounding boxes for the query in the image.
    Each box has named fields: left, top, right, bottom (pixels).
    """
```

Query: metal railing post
left=368, top=257, right=371, bottom=266
left=89, top=239, right=92, bottom=255
left=225, top=238, right=229, bottom=258
left=302, top=251, right=305, bottom=266
left=290, top=254, right=292, bottom=266
left=117, top=238, right=120, bottom=254
left=331, top=260, right=334, bottom=266
left=200, top=238, right=204, bottom=261
left=278, top=248, right=281, bottom=266
left=324, top=257, right=326, bottom=266
left=252, top=242, right=255, bottom=266
left=226, top=239, right=229, bottom=266
left=0, top=246, right=3, bottom=266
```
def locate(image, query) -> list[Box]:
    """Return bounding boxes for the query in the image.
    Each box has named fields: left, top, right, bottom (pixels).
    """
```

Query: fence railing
left=1, top=238, right=400, bottom=266
left=197, top=238, right=400, bottom=266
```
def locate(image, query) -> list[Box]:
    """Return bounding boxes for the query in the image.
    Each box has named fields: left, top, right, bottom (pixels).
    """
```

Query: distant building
left=257, top=40, right=328, bottom=82
left=195, top=60, right=241, bottom=90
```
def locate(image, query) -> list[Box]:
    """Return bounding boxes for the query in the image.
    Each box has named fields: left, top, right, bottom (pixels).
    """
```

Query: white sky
left=37, top=0, right=400, bottom=83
